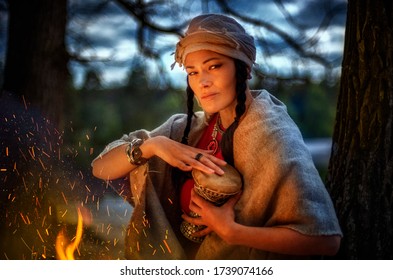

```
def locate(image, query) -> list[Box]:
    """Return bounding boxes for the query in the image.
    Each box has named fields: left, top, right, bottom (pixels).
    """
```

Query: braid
left=181, top=80, right=195, bottom=144
left=173, top=79, right=195, bottom=189
left=220, top=59, right=248, bottom=165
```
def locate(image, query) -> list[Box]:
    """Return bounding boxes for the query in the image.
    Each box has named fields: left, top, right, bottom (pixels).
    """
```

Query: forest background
left=0, top=0, right=346, bottom=259
left=0, top=0, right=361, bottom=260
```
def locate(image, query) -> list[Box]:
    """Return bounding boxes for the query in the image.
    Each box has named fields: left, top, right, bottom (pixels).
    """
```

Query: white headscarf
left=173, top=14, right=256, bottom=69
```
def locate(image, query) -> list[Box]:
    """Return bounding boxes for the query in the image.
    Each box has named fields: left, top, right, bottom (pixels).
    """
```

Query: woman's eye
left=209, top=64, right=222, bottom=70
left=188, top=71, right=197, bottom=76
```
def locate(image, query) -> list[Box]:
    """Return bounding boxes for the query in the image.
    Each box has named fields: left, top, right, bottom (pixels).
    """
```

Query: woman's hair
left=181, top=58, right=249, bottom=165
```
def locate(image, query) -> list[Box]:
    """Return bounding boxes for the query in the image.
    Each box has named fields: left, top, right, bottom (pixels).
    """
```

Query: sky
left=0, top=0, right=347, bottom=88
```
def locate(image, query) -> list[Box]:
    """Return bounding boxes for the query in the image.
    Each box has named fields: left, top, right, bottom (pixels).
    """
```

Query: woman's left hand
left=181, top=189, right=242, bottom=242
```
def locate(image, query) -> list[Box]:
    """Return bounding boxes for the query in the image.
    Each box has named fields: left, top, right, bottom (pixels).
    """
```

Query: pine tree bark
left=326, top=0, right=393, bottom=259
left=2, top=0, right=69, bottom=126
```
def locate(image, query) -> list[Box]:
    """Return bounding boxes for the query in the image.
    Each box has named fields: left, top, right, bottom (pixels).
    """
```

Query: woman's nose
left=199, top=72, right=212, bottom=88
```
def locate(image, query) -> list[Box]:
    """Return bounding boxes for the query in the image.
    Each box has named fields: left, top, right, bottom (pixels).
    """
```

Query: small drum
left=180, top=164, right=242, bottom=243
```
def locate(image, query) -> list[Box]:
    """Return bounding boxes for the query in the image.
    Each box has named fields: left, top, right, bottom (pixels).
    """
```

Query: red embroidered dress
left=180, top=114, right=225, bottom=214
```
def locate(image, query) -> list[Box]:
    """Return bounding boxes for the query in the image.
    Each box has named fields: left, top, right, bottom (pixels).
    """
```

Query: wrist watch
left=125, top=138, right=148, bottom=166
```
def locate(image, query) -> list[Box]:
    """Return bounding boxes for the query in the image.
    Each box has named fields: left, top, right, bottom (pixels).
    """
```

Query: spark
left=61, top=192, right=68, bottom=205
left=132, top=223, right=139, bottom=235
left=41, top=215, right=47, bottom=227
left=38, top=158, right=46, bottom=170
left=35, top=196, right=41, bottom=208
left=22, top=177, right=27, bottom=191
left=20, top=237, right=32, bottom=252
left=106, top=224, right=113, bottom=235
left=38, top=177, right=43, bottom=190
left=42, top=247, right=47, bottom=259
left=68, top=181, right=75, bottom=190
left=41, top=150, right=50, bottom=158
left=29, top=146, right=36, bottom=159
left=163, top=239, right=172, bottom=254
left=61, top=209, right=68, bottom=218
left=22, top=95, right=27, bottom=110
left=36, top=229, right=45, bottom=243
left=19, top=212, right=28, bottom=224
left=19, top=147, right=27, bottom=161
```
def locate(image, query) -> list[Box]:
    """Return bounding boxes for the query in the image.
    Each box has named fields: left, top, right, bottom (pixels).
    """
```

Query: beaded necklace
left=207, top=114, right=225, bottom=154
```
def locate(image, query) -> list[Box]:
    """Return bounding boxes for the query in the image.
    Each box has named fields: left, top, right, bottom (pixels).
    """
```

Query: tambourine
left=180, top=164, right=242, bottom=243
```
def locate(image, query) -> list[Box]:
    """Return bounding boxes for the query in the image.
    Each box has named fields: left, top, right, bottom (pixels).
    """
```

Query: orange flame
left=56, top=208, right=83, bottom=260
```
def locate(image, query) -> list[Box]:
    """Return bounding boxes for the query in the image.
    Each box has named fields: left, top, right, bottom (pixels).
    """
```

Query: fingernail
left=217, top=168, right=224, bottom=175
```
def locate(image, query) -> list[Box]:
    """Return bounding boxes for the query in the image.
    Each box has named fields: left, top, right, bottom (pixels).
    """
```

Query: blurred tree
left=2, top=0, right=69, bottom=126
left=326, top=0, right=393, bottom=259
left=1, top=0, right=346, bottom=125
left=280, top=82, right=338, bottom=138
left=81, top=69, right=102, bottom=91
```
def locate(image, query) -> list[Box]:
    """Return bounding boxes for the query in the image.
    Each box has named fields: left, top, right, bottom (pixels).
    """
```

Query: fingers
left=192, top=151, right=226, bottom=175
left=225, top=192, right=242, bottom=208
left=181, top=213, right=203, bottom=226
left=181, top=214, right=212, bottom=238
left=192, top=227, right=212, bottom=237
left=190, top=189, right=208, bottom=209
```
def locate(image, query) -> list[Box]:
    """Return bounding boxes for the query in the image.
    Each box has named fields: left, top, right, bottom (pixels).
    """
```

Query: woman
left=92, top=14, right=342, bottom=260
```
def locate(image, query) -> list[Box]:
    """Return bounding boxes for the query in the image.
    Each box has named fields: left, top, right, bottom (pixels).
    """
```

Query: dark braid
left=220, top=59, right=249, bottom=166
left=181, top=80, right=195, bottom=144
left=172, top=79, right=195, bottom=189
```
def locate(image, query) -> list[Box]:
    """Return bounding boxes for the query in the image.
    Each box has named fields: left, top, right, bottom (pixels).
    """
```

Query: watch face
left=132, top=148, right=142, bottom=159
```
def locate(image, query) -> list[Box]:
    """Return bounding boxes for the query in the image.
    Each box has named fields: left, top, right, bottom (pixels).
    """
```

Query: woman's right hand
left=142, top=136, right=226, bottom=175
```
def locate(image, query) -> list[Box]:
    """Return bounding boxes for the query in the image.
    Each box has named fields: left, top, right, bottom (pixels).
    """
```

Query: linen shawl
left=93, top=89, right=342, bottom=260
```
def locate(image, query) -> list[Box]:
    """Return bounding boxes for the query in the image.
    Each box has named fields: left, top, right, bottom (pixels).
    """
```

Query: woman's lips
left=201, top=92, right=218, bottom=100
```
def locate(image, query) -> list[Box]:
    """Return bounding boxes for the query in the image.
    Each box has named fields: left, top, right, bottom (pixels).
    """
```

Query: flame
left=56, top=208, right=83, bottom=260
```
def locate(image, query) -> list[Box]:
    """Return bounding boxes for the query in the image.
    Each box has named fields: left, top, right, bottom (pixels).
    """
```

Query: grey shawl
left=94, top=89, right=342, bottom=260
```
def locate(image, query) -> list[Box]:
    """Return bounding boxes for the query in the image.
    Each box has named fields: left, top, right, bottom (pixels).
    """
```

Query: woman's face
left=184, top=50, right=237, bottom=115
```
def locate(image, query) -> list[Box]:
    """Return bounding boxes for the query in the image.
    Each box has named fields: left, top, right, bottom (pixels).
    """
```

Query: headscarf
left=173, top=14, right=256, bottom=69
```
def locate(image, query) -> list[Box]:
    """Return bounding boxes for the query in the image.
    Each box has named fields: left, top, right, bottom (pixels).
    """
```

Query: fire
left=56, top=208, right=83, bottom=260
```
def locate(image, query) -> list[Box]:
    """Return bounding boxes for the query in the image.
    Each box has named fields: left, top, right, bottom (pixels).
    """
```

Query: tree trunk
left=2, top=0, right=69, bottom=126
left=326, top=0, right=393, bottom=259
